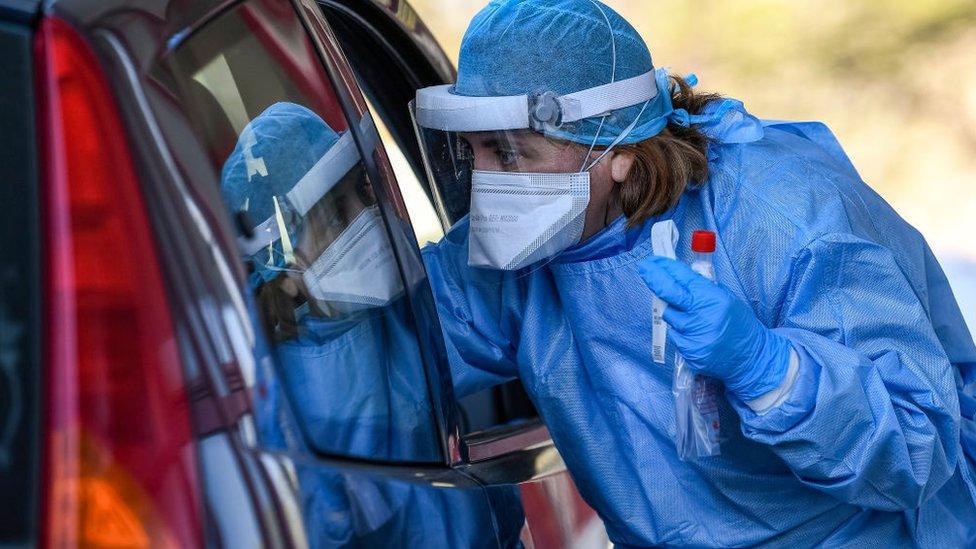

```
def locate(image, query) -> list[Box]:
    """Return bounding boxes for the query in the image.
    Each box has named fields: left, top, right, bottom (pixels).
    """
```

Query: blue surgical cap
left=220, top=102, right=343, bottom=283
left=454, top=0, right=672, bottom=146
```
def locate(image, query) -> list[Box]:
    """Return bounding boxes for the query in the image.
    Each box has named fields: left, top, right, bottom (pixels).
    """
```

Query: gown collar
left=549, top=197, right=685, bottom=275
left=547, top=99, right=759, bottom=272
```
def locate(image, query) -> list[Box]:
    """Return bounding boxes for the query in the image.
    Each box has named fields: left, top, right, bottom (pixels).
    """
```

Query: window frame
left=294, top=0, right=462, bottom=465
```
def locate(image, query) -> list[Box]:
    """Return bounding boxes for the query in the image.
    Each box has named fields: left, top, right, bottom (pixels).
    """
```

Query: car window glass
left=325, top=7, right=544, bottom=446
left=159, top=0, right=440, bottom=463
left=366, top=100, right=444, bottom=245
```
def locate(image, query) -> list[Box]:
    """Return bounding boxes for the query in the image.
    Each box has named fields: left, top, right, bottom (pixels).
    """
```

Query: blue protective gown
left=253, top=297, right=523, bottom=548
left=274, top=299, right=439, bottom=461
left=421, top=108, right=976, bottom=547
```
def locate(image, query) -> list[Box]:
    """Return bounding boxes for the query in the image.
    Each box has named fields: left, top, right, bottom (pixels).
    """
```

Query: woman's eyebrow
left=509, top=134, right=536, bottom=152
left=495, top=134, right=521, bottom=149
left=462, top=133, right=497, bottom=148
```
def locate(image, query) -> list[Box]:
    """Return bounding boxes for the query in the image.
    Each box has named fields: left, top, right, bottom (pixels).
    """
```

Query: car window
left=321, top=4, right=543, bottom=446
left=157, top=0, right=440, bottom=463
left=366, top=101, right=443, bottom=245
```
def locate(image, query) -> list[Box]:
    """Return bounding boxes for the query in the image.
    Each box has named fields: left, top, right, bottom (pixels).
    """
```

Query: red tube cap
left=691, top=230, right=716, bottom=253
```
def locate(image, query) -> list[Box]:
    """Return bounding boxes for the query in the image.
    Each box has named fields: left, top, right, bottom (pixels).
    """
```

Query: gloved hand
left=637, top=255, right=792, bottom=402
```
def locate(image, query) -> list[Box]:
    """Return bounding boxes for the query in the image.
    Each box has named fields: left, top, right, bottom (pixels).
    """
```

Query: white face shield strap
left=414, top=70, right=658, bottom=134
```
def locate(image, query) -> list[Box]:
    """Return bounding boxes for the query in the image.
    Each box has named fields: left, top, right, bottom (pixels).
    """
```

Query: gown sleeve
left=420, top=221, right=521, bottom=398
left=731, top=231, right=965, bottom=511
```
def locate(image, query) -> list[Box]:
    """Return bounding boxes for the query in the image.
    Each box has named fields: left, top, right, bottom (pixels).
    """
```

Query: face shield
left=412, top=71, right=658, bottom=270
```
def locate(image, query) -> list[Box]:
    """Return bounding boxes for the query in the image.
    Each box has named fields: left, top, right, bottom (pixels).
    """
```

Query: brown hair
left=615, top=74, right=724, bottom=227
left=258, top=276, right=300, bottom=342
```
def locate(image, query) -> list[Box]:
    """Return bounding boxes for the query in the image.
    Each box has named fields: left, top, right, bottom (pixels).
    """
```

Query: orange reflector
left=80, top=477, right=151, bottom=548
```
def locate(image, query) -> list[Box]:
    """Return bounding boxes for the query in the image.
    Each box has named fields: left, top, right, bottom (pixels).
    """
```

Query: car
left=0, top=0, right=610, bottom=546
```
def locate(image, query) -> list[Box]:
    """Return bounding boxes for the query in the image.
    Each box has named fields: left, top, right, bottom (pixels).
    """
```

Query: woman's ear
left=610, top=150, right=636, bottom=183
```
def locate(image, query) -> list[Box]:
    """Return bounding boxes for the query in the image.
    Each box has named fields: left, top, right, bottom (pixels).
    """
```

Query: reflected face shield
left=236, top=114, right=403, bottom=313
left=277, top=170, right=404, bottom=315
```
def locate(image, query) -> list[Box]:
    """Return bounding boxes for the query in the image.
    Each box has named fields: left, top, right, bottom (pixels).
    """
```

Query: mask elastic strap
left=583, top=68, right=669, bottom=172
left=579, top=0, right=617, bottom=173
left=588, top=0, right=617, bottom=82
left=580, top=111, right=608, bottom=172
left=583, top=98, right=650, bottom=172
left=583, top=73, right=735, bottom=171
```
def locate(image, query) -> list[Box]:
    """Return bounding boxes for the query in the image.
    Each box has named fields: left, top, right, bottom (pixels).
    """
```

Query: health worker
left=413, top=0, right=976, bottom=546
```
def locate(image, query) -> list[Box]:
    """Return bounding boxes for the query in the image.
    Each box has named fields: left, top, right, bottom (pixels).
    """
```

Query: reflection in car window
left=365, top=100, right=444, bottom=245
left=338, top=26, right=542, bottom=440
left=162, top=1, right=439, bottom=464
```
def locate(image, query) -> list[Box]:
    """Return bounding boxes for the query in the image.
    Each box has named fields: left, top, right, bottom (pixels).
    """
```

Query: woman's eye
left=496, top=149, right=519, bottom=166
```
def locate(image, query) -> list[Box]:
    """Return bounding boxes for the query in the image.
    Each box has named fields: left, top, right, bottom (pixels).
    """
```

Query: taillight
left=35, top=17, right=202, bottom=548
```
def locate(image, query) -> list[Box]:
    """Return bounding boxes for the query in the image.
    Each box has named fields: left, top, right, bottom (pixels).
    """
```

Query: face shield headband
left=414, top=68, right=724, bottom=171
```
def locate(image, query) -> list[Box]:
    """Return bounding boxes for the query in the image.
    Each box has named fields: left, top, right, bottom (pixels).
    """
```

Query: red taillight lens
left=35, top=17, right=202, bottom=548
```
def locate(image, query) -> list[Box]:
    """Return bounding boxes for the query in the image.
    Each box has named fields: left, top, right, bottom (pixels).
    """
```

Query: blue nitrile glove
left=637, top=255, right=792, bottom=401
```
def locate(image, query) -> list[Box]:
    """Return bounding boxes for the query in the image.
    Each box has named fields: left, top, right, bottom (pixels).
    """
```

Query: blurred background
left=393, top=0, right=976, bottom=333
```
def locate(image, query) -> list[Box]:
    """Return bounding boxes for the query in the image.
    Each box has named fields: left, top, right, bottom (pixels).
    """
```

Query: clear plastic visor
left=459, top=129, right=594, bottom=174
left=412, top=101, right=601, bottom=218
